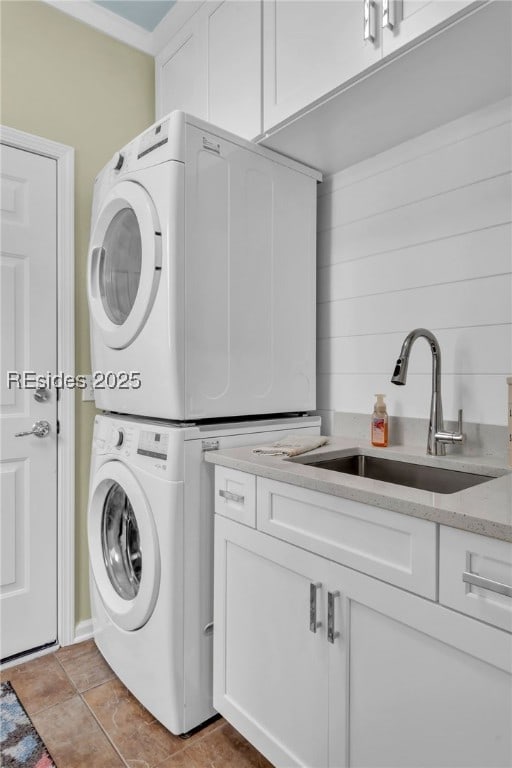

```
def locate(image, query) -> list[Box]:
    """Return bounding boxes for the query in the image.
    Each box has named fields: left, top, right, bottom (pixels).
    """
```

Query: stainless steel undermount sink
left=299, top=454, right=496, bottom=494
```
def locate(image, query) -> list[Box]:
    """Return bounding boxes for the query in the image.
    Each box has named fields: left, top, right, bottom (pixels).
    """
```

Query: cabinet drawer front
left=215, top=467, right=256, bottom=527
left=439, top=527, right=512, bottom=633
left=257, top=478, right=437, bottom=597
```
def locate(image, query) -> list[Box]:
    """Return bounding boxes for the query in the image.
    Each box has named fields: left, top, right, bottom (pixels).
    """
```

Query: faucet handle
left=434, top=409, right=464, bottom=447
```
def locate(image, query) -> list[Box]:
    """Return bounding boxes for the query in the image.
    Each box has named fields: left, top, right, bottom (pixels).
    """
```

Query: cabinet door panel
left=326, top=559, right=512, bottom=768
left=207, top=1, right=261, bottom=138
left=263, top=0, right=381, bottom=130
left=214, top=516, right=332, bottom=768
left=348, top=600, right=512, bottom=767
left=382, top=0, right=478, bottom=56
left=158, top=18, right=207, bottom=119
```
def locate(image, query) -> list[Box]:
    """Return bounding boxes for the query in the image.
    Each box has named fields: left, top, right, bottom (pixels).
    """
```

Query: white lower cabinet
left=214, top=515, right=334, bottom=767
left=214, top=514, right=512, bottom=768
left=347, top=586, right=512, bottom=768
left=439, top=526, right=512, bottom=633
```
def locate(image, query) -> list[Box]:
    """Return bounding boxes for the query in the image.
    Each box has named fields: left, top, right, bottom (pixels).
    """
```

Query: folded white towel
left=253, top=435, right=328, bottom=457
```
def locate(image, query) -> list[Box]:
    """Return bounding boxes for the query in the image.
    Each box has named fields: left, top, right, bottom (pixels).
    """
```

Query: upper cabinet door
left=156, top=14, right=207, bottom=120
left=382, top=0, right=478, bottom=56
left=206, top=1, right=262, bottom=139
left=263, top=0, right=381, bottom=131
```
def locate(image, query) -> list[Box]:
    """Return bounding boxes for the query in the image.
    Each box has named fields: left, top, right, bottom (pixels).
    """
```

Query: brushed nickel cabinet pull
left=218, top=489, right=245, bottom=504
left=462, top=572, right=512, bottom=598
left=327, top=591, right=340, bottom=644
left=383, top=0, right=397, bottom=29
left=364, top=0, right=376, bottom=42
left=310, top=582, right=322, bottom=633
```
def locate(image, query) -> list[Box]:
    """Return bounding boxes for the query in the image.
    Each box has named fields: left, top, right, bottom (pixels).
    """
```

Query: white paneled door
left=0, top=144, right=58, bottom=660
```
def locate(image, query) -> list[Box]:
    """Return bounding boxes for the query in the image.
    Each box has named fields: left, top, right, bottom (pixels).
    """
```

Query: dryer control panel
left=137, top=118, right=170, bottom=160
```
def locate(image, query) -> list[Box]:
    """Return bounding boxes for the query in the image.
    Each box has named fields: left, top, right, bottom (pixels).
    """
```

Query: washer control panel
left=137, top=430, right=169, bottom=461
left=93, top=416, right=177, bottom=478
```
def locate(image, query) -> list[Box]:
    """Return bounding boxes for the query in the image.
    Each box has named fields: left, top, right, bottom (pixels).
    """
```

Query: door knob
left=15, top=420, right=51, bottom=438
left=34, top=386, right=50, bottom=403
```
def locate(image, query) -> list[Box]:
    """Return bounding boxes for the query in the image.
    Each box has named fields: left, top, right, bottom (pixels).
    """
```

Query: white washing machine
left=87, top=112, right=321, bottom=421
left=88, top=412, right=320, bottom=734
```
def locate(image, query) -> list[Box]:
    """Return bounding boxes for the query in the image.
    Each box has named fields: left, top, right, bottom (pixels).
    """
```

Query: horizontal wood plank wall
left=316, top=99, right=512, bottom=428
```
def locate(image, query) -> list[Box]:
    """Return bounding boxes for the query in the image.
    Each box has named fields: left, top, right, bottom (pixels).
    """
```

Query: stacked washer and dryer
left=86, top=112, right=321, bottom=735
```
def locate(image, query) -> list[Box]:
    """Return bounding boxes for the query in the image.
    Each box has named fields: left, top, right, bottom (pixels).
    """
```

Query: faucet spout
left=391, top=327, right=440, bottom=384
left=390, top=328, right=462, bottom=456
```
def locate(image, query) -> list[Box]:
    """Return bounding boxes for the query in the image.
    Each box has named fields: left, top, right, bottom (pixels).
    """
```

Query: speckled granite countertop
left=205, top=437, right=512, bottom=542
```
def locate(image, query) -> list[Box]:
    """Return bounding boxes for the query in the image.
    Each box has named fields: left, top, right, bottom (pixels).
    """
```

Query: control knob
left=114, top=429, right=124, bottom=448
left=114, top=152, right=124, bottom=171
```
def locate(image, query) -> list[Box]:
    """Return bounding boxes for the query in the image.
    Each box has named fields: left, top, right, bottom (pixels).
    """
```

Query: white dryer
left=87, top=112, right=321, bottom=421
left=88, top=412, right=320, bottom=734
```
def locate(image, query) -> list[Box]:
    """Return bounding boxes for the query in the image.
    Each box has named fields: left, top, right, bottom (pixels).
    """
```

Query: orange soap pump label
left=371, top=394, right=388, bottom=447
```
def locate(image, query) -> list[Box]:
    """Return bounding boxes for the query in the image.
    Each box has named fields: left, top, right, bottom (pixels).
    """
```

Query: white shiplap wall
left=317, top=99, right=512, bottom=429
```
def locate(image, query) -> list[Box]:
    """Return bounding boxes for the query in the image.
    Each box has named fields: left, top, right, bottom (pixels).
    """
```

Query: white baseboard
left=1, top=644, right=59, bottom=670
left=74, top=619, right=94, bottom=644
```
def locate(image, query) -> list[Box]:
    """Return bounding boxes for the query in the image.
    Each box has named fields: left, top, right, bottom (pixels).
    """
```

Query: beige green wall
left=0, top=0, right=155, bottom=625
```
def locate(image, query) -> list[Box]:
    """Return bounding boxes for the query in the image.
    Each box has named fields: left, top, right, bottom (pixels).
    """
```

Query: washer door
left=88, top=461, right=160, bottom=631
left=87, top=181, right=162, bottom=350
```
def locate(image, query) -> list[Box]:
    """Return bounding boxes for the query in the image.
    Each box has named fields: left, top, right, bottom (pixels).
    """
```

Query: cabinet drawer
left=257, top=478, right=437, bottom=598
left=215, top=467, right=256, bottom=527
left=439, top=527, right=512, bottom=633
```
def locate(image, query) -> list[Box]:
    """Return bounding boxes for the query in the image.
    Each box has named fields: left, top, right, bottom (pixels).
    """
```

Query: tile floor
left=0, top=640, right=272, bottom=768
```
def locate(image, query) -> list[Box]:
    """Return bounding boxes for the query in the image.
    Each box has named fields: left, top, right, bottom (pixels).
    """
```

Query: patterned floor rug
left=0, top=681, right=56, bottom=768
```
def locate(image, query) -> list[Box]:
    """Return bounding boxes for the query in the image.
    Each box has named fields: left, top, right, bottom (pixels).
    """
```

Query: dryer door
left=87, top=181, right=162, bottom=350
left=88, top=461, right=160, bottom=631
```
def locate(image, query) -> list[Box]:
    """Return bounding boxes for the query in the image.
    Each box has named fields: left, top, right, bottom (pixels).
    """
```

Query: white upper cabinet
left=156, top=0, right=482, bottom=142
left=157, top=13, right=207, bottom=120
left=382, top=0, right=478, bottom=56
left=156, top=1, right=262, bottom=139
left=262, top=0, right=478, bottom=133
left=206, top=1, right=262, bottom=138
left=263, top=0, right=381, bottom=130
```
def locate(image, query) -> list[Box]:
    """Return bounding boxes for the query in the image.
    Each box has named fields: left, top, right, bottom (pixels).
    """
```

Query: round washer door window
left=87, top=181, right=162, bottom=350
left=102, top=481, right=142, bottom=600
left=88, top=461, right=160, bottom=631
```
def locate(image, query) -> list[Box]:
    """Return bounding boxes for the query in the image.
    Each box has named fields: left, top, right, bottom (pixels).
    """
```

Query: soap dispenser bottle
left=371, top=394, right=388, bottom=447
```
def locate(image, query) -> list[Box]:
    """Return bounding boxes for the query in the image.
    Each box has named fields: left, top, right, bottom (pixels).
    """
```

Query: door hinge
left=57, top=420, right=61, bottom=435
